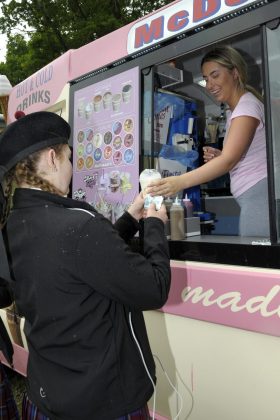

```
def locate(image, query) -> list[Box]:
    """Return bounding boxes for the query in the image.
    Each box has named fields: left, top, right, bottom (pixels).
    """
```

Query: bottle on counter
left=182, top=193, right=193, bottom=218
left=163, top=197, right=173, bottom=218
left=170, top=197, right=185, bottom=240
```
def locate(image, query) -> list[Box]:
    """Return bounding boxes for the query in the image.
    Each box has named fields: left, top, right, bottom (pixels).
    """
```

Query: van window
left=142, top=28, right=271, bottom=242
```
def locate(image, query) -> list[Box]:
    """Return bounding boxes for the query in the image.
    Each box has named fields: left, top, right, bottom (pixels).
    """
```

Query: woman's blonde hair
left=1, top=144, right=66, bottom=225
left=201, top=45, right=263, bottom=102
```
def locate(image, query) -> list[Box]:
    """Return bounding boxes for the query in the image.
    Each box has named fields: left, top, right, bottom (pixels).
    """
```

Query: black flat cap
left=0, top=111, right=70, bottom=181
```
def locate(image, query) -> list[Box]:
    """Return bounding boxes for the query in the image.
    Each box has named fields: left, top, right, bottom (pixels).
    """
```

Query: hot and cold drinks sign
left=72, top=67, right=139, bottom=221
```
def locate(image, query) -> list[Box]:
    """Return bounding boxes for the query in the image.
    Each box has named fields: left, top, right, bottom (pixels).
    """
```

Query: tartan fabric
left=22, top=393, right=150, bottom=420
left=0, top=364, right=20, bottom=420
left=116, top=404, right=150, bottom=420
left=22, top=394, right=49, bottom=420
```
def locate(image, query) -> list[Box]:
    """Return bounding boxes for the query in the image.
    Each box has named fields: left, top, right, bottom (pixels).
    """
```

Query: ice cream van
left=3, top=0, right=280, bottom=419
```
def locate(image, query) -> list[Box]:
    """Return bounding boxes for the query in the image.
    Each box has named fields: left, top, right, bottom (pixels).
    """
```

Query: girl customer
left=0, top=111, right=170, bottom=420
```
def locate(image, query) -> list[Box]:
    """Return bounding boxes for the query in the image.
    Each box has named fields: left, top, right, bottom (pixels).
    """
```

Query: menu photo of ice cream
left=72, top=67, right=139, bottom=219
left=93, top=197, right=131, bottom=223
left=77, top=82, right=133, bottom=119
left=74, top=115, right=136, bottom=172
left=92, top=169, right=133, bottom=222
left=72, top=168, right=133, bottom=222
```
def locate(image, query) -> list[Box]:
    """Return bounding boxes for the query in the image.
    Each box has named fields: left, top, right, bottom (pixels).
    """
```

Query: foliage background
left=0, top=0, right=174, bottom=86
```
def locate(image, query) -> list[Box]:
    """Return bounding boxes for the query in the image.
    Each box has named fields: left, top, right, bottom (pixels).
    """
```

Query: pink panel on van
left=161, top=262, right=280, bottom=337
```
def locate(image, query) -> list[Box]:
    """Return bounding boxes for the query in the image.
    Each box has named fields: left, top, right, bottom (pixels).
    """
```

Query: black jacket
left=5, top=189, right=171, bottom=420
left=0, top=228, right=14, bottom=365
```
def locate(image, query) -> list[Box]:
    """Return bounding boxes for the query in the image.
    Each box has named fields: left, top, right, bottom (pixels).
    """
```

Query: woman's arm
left=147, top=115, right=260, bottom=197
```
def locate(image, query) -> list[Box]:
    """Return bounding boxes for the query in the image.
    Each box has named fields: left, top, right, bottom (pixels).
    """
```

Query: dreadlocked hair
left=1, top=144, right=65, bottom=226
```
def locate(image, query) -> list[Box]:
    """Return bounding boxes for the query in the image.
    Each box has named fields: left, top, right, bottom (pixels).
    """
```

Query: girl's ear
left=46, top=149, right=57, bottom=172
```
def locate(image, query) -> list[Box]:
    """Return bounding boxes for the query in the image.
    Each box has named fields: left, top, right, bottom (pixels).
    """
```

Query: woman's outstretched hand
left=146, top=175, right=185, bottom=197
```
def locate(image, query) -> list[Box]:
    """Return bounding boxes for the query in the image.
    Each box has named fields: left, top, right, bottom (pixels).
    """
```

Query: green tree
left=1, top=35, right=30, bottom=86
left=0, top=0, right=174, bottom=84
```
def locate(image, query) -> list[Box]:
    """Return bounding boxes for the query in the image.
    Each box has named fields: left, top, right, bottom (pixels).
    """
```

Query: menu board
left=72, top=67, right=139, bottom=222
